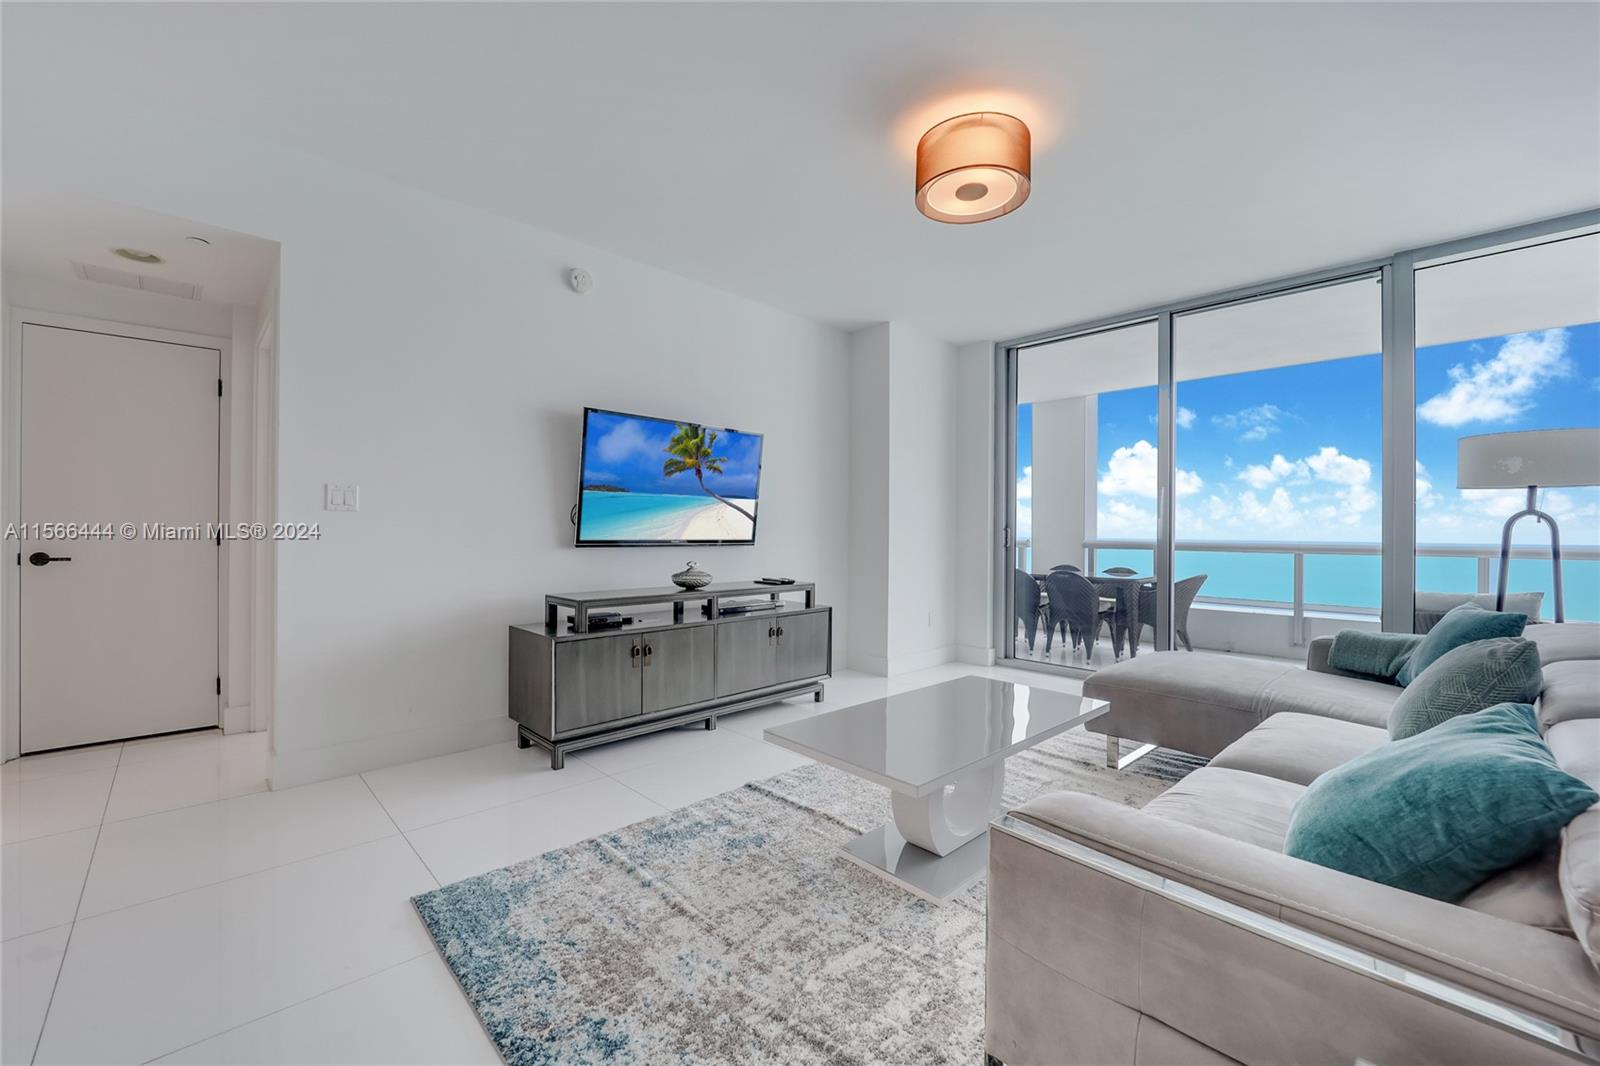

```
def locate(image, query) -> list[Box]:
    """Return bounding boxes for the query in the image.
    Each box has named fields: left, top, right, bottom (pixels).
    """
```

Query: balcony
left=1013, top=538, right=1599, bottom=670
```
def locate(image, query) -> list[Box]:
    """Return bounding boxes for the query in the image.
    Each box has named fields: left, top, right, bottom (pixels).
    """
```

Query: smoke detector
left=566, top=268, right=593, bottom=295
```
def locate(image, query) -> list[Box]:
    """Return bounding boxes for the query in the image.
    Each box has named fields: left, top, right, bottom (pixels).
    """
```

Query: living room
left=1, top=3, right=1597, bottom=1064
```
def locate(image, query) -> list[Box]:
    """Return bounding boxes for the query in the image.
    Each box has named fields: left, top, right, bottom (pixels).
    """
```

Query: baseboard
left=846, top=651, right=890, bottom=676
left=270, top=714, right=516, bottom=789
left=886, top=645, right=958, bottom=675
left=955, top=643, right=996, bottom=666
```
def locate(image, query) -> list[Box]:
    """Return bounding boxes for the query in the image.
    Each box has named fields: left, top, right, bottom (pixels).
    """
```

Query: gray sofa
left=985, top=623, right=1600, bottom=1066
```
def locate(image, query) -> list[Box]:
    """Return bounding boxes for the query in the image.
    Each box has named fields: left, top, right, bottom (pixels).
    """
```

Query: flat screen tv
left=574, top=408, right=763, bottom=546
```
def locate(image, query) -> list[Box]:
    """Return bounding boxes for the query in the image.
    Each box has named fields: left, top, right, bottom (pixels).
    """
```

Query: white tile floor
left=0, top=662, right=1089, bottom=1064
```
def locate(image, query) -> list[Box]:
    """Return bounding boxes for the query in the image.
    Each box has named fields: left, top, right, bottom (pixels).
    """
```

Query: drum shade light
left=915, top=112, right=1031, bottom=224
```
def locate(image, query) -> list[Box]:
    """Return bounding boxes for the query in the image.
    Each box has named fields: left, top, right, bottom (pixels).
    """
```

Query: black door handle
left=28, top=552, right=71, bottom=566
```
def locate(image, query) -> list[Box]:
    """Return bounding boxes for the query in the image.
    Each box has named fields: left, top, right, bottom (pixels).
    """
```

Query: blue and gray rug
left=413, top=729, right=1201, bottom=1065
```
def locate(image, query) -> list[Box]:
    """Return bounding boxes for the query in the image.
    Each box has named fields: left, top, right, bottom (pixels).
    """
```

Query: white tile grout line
left=28, top=738, right=123, bottom=1064
left=134, top=950, right=437, bottom=1066
left=358, top=773, right=443, bottom=889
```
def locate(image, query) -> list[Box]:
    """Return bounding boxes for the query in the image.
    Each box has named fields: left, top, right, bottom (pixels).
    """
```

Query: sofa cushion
left=1285, top=703, right=1597, bottom=901
left=1140, top=767, right=1306, bottom=850
left=1459, top=847, right=1574, bottom=935
left=1528, top=621, right=1600, bottom=666
left=1397, top=601, right=1527, bottom=686
left=1083, top=653, right=1299, bottom=758
left=1209, top=713, right=1387, bottom=786
left=1253, top=668, right=1400, bottom=729
left=1539, top=659, right=1600, bottom=730
left=1388, top=636, right=1543, bottom=740
left=1549, top=719, right=1600, bottom=972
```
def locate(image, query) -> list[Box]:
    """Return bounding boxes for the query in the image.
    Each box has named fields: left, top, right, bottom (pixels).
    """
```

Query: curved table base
left=841, top=761, right=1007, bottom=903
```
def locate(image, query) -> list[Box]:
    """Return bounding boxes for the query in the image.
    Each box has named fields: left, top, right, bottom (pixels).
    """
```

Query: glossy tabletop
left=764, top=676, right=1109, bottom=797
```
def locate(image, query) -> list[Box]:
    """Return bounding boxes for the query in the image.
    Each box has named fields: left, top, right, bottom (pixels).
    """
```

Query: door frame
left=2, top=308, right=231, bottom=758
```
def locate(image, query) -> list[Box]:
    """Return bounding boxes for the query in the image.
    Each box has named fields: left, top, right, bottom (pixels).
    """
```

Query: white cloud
left=1237, top=453, right=1302, bottom=490
left=1175, top=406, right=1196, bottom=430
left=1098, top=439, right=1203, bottom=498
left=1015, top=465, right=1032, bottom=539
left=1416, top=328, right=1572, bottom=427
left=1304, top=446, right=1371, bottom=487
left=593, top=419, right=654, bottom=463
left=1097, top=498, right=1157, bottom=537
left=1213, top=403, right=1285, bottom=442
left=1416, top=460, right=1432, bottom=501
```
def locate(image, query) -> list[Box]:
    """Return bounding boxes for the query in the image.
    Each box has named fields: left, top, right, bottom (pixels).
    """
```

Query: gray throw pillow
left=1389, top=637, right=1543, bottom=740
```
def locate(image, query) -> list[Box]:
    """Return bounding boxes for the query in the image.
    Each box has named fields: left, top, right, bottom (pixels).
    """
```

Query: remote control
left=755, top=577, right=796, bottom=585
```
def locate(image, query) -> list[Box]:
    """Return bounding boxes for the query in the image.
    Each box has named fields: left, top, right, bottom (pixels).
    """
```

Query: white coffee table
left=764, top=676, right=1110, bottom=903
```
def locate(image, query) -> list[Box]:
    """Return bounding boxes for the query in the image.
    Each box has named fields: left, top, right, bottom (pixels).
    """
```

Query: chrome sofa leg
left=1106, top=734, right=1158, bottom=771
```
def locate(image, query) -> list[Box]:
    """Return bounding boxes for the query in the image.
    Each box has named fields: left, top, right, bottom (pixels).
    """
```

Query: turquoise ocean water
left=1091, top=547, right=1600, bottom=623
left=578, top=491, right=722, bottom=541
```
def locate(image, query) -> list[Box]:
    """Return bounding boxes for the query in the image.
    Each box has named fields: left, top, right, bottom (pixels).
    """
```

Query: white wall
left=884, top=324, right=958, bottom=673
left=5, top=95, right=853, bottom=786
left=953, top=342, right=995, bottom=664
left=1030, top=396, right=1092, bottom=572
left=846, top=326, right=891, bottom=673
left=845, top=322, right=961, bottom=675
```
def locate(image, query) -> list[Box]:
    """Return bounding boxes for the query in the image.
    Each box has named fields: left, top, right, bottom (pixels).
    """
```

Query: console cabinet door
left=554, top=634, right=642, bottom=733
left=714, top=616, right=780, bottom=696
left=641, top=625, right=715, bottom=714
left=777, top=610, right=830, bottom=683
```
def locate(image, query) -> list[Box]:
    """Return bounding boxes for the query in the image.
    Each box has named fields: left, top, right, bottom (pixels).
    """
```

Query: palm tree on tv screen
left=662, top=423, right=755, bottom=522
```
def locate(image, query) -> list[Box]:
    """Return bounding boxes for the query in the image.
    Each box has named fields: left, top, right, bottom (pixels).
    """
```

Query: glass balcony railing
left=1083, top=539, right=1600, bottom=631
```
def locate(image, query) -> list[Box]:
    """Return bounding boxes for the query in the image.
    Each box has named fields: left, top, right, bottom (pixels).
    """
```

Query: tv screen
left=575, top=408, right=763, bottom=546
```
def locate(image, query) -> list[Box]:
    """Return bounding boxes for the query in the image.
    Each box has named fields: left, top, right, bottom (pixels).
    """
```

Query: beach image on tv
left=578, top=411, right=761, bottom=543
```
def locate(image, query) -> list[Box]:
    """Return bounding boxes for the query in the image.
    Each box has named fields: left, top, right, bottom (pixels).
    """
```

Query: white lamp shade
left=1457, top=428, right=1600, bottom=489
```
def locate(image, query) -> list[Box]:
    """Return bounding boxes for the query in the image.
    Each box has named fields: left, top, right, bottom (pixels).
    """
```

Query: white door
left=19, top=323, right=220, bottom=752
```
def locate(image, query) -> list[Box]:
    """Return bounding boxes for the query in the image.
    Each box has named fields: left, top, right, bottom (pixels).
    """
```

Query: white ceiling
left=2, top=181, right=279, bottom=306
left=3, top=3, right=1596, bottom=343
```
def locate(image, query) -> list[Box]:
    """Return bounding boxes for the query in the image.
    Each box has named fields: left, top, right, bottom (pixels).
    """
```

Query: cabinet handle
left=776, top=626, right=785, bottom=642
left=631, top=643, right=641, bottom=668
left=642, top=643, right=652, bottom=662
left=767, top=626, right=776, bottom=641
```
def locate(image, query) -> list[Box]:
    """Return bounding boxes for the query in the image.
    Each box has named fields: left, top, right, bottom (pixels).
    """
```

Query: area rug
left=413, top=730, right=1203, bottom=1065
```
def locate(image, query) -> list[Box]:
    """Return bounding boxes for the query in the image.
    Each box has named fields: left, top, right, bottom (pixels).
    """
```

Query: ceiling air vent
left=71, top=261, right=203, bottom=301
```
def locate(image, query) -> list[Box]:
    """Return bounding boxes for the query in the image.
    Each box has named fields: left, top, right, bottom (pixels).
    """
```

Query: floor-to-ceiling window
left=1413, top=233, right=1600, bottom=625
left=1011, top=321, right=1156, bottom=669
left=998, top=213, right=1598, bottom=676
left=1173, top=276, right=1384, bottom=655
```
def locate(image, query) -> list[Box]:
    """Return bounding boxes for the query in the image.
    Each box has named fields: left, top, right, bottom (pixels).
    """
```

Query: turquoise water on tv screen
left=1091, top=548, right=1599, bottom=623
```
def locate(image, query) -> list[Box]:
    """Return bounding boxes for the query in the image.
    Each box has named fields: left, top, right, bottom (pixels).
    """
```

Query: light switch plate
left=325, top=483, right=359, bottom=512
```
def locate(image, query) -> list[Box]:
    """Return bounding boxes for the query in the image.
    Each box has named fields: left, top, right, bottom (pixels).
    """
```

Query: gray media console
left=509, top=581, right=831, bottom=768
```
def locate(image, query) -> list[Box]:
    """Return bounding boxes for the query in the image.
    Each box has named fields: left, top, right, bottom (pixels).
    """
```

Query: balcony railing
left=1074, top=538, right=1600, bottom=643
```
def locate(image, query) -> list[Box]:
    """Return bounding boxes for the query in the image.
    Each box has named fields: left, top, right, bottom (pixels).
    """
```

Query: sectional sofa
left=985, top=623, right=1600, bottom=1066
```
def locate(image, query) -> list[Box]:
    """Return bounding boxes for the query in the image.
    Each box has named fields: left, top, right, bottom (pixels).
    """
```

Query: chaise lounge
left=985, top=623, right=1600, bottom=1065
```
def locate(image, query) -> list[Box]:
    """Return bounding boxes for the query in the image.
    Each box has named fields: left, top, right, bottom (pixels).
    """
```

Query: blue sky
left=582, top=411, right=763, bottom=497
left=1017, top=321, right=1600, bottom=547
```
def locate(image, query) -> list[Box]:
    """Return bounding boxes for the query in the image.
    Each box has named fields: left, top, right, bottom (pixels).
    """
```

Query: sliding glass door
left=1010, top=321, right=1156, bottom=669
left=1172, top=276, right=1383, bottom=656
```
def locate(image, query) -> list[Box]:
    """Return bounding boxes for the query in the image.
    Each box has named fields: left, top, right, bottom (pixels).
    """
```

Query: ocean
left=1091, top=548, right=1600, bottom=623
left=577, top=491, right=721, bottom=541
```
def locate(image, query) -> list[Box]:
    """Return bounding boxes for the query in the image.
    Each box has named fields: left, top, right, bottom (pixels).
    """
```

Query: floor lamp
left=1457, top=428, right=1600, bottom=624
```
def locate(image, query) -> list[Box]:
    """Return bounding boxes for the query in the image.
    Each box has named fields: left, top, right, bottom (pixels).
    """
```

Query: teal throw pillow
left=1397, top=601, right=1527, bottom=686
left=1285, top=703, right=1596, bottom=901
left=1388, top=637, right=1543, bottom=740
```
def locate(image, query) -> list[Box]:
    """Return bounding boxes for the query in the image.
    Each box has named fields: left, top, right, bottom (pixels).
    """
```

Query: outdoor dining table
left=1031, top=571, right=1155, bottom=659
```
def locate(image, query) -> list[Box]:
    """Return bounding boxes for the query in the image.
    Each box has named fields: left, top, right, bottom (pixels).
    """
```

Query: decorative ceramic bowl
left=671, top=562, right=712, bottom=590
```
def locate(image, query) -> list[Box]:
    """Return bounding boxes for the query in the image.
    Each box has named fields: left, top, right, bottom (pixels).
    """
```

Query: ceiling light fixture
left=112, top=247, right=163, bottom=264
left=915, top=112, right=1030, bottom=224
left=185, top=236, right=211, bottom=247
